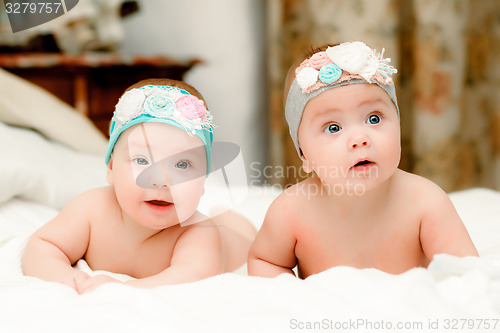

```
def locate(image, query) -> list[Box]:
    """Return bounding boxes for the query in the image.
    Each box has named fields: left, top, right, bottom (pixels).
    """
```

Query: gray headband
left=285, top=78, right=399, bottom=157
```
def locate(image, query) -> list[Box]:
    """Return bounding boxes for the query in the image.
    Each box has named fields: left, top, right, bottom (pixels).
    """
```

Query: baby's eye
left=175, top=161, right=191, bottom=169
left=367, top=114, right=381, bottom=125
left=133, top=157, right=149, bottom=166
left=324, top=123, right=341, bottom=134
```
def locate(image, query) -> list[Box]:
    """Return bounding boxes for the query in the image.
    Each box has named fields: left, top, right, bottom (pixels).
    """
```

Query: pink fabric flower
left=308, top=51, right=331, bottom=69
left=176, top=95, right=206, bottom=120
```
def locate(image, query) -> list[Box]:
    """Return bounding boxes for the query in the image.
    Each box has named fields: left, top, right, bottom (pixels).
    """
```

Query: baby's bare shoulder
left=60, top=186, right=117, bottom=217
left=68, top=186, right=111, bottom=202
left=33, top=187, right=115, bottom=243
left=393, top=169, right=449, bottom=206
left=271, top=181, right=309, bottom=213
left=261, top=178, right=319, bottom=231
left=179, top=214, right=217, bottom=236
left=282, top=177, right=320, bottom=202
left=174, top=217, right=220, bottom=250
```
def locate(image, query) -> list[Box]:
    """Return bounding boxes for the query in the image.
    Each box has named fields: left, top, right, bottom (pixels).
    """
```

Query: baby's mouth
left=351, top=159, right=375, bottom=170
left=146, top=200, right=172, bottom=207
left=354, top=160, right=372, bottom=167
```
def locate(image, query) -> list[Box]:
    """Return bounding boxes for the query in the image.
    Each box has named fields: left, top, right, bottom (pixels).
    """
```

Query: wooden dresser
left=0, top=53, right=200, bottom=136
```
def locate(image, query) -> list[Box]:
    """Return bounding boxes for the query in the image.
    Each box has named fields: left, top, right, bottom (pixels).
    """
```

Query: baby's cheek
left=378, top=136, right=401, bottom=171
left=170, top=178, right=205, bottom=222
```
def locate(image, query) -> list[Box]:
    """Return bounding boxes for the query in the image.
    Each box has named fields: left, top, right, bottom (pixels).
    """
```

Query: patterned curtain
left=267, top=0, right=500, bottom=192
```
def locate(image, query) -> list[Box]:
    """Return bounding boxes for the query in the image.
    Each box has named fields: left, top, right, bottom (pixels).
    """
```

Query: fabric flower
left=308, top=51, right=331, bottom=69
left=318, top=63, right=342, bottom=84
left=176, top=95, right=206, bottom=120
left=154, top=86, right=185, bottom=101
left=114, top=88, right=145, bottom=123
left=143, top=93, right=176, bottom=118
left=296, top=66, right=319, bottom=90
left=326, top=41, right=378, bottom=81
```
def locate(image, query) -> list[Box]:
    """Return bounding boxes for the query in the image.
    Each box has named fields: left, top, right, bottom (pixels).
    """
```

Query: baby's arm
left=113, top=221, right=222, bottom=290
left=419, top=182, right=479, bottom=260
left=22, top=193, right=92, bottom=291
left=248, top=193, right=297, bottom=277
left=131, top=222, right=221, bottom=288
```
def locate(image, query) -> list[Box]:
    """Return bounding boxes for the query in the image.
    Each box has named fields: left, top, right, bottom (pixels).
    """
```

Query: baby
left=23, top=78, right=256, bottom=293
left=248, top=41, right=478, bottom=278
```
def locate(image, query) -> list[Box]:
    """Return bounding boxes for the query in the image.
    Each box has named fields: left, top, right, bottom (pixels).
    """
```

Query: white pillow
left=0, top=68, right=108, bottom=155
left=0, top=122, right=107, bottom=210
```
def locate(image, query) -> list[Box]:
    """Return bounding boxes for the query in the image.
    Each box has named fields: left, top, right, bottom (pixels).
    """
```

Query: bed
left=1, top=68, right=500, bottom=332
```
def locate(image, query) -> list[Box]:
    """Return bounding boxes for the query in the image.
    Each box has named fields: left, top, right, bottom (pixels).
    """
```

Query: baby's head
left=284, top=41, right=399, bottom=158
left=105, top=78, right=213, bottom=168
left=284, top=42, right=401, bottom=192
left=105, top=78, right=214, bottom=227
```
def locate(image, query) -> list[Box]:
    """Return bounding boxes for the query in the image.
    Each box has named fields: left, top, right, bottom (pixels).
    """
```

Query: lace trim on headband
left=110, top=85, right=214, bottom=136
left=295, top=41, right=397, bottom=93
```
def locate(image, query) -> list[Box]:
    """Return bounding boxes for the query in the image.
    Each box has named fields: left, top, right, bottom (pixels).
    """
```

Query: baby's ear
left=302, top=159, right=313, bottom=174
left=106, top=158, right=114, bottom=185
left=300, top=150, right=313, bottom=174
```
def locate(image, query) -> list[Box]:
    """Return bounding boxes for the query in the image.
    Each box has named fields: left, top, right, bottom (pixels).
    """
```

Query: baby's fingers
left=59, top=271, right=90, bottom=291
left=73, top=272, right=91, bottom=292
left=77, top=275, right=122, bottom=294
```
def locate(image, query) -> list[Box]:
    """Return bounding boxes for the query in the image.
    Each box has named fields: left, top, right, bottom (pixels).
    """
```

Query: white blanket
left=1, top=187, right=500, bottom=333
left=2, top=68, right=499, bottom=333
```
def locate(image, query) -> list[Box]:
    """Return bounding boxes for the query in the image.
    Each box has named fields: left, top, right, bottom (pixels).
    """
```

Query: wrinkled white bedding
left=1, top=187, right=500, bottom=333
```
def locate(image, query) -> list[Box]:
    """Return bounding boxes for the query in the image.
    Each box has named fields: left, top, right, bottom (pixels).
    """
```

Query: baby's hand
left=59, top=269, right=90, bottom=291
left=77, top=274, right=123, bottom=294
left=59, top=270, right=91, bottom=292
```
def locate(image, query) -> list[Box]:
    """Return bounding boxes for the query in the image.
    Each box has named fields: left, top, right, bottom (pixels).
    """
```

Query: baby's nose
left=152, top=181, right=168, bottom=189
left=136, top=160, right=169, bottom=189
left=352, top=140, right=368, bottom=149
left=349, top=135, right=370, bottom=150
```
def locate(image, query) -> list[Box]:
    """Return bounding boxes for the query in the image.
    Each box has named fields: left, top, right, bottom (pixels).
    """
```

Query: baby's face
left=107, top=122, right=207, bottom=229
left=298, top=83, right=401, bottom=193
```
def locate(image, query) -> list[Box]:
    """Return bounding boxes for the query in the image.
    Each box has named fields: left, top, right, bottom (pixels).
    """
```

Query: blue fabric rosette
left=143, top=94, right=176, bottom=118
left=319, top=63, right=342, bottom=84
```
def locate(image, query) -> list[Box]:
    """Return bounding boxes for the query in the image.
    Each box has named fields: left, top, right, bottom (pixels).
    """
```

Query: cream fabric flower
left=296, top=66, right=319, bottom=90
left=114, top=88, right=145, bottom=123
left=326, top=41, right=378, bottom=81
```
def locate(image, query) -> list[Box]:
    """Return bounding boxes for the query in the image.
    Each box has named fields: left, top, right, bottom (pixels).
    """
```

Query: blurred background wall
left=118, top=0, right=269, bottom=185
left=267, top=0, right=500, bottom=192
left=1, top=0, right=499, bottom=192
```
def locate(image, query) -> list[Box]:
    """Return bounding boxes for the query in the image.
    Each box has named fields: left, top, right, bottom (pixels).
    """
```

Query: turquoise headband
left=105, top=85, right=214, bottom=169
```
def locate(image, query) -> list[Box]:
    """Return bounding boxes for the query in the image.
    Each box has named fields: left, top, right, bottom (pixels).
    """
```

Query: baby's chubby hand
left=58, top=270, right=91, bottom=292
left=77, top=274, right=123, bottom=294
